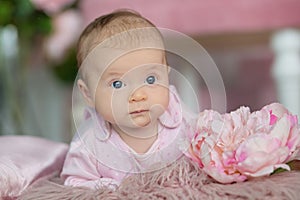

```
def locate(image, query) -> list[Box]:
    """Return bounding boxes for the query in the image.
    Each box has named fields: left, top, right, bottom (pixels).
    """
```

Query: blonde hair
left=77, top=9, right=164, bottom=67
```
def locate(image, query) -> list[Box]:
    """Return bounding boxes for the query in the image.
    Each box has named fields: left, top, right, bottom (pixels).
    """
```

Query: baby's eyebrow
left=145, top=64, right=167, bottom=71
left=102, top=64, right=166, bottom=79
left=103, top=71, right=124, bottom=78
left=108, top=71, right=123, bottom=76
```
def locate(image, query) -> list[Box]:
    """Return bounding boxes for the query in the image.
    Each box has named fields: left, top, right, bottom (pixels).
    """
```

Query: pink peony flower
left=184, top=103, right=300, bottom=184
left=44, top=10, right=83, bottom=63
left=30, top=0, right=76, bottom=15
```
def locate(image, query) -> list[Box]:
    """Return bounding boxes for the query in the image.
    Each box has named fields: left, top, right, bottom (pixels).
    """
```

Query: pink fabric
left=0, top=135, right=68, bottom=199
left=61, top=85, right=196, bottom=189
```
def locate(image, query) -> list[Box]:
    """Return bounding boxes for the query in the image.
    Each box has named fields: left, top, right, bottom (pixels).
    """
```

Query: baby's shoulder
left=71, top=118, right=110, bottom=144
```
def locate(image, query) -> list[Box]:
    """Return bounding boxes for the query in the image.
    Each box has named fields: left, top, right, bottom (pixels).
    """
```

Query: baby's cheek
left=160, top=89, right=170, bottom=110
left=163, top=94, right=170, bottom=109
left=151, top=97, right=169, bottom=117
left=95, top=100, right=114, bottom=123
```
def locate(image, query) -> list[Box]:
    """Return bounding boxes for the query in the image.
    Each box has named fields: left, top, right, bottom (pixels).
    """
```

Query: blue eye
left=111, top=80, right=124, bottom=89
left=146, top=75, right=156, bottom=84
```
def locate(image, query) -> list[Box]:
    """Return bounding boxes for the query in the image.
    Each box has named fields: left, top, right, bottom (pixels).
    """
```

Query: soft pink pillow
left=0, top=135, right=68, bottom=199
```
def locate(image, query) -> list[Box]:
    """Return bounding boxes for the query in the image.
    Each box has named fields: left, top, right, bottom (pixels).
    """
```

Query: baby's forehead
left=108, top=48, right=165, bottom=66
left=104, top=50, right=166, bottom=75
left=80, top=47, right=166, bottom=84
left=81, top=27, right=165, bottom=67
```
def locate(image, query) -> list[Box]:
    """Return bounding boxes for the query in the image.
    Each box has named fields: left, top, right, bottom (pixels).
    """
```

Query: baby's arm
left=60, top=138, right=119, bottom=190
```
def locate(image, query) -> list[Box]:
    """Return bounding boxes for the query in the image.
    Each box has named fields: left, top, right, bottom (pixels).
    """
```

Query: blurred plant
left=0, top=0, right=52, bottom=43
left=0, top=0, right=82, bottom=135
left=44, top=8, right=82, bottom=83
left=0, top=0, right=81, bottom=83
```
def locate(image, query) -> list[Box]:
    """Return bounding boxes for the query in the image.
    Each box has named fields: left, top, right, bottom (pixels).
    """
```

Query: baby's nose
left=129, top=87, right=147, bottom=102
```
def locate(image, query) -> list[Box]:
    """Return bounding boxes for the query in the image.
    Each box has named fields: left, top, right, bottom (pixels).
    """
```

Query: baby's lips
left=129, top=109, right=149, bottom=114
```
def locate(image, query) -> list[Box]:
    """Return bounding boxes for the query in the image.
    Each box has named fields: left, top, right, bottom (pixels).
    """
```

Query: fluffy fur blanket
left=19, top=157, right=300, bottom=200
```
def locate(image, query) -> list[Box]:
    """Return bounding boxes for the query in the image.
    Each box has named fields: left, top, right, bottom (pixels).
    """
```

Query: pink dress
left=61, top=85, right=196, bottom=189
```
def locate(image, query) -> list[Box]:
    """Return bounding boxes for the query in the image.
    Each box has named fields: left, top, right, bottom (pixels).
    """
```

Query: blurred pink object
left=30, top=0, right=76, bottom=15
left=79, top=0, right=300, bottom=35
left=184, top=103, right=300, bottom=184
left=44, top=9, right=83, bottom=63
left=0, top=135, right=68, bottom=199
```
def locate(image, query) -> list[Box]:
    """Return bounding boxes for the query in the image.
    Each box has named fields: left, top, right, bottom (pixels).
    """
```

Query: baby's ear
left=77, top=79, right=94, bottom=107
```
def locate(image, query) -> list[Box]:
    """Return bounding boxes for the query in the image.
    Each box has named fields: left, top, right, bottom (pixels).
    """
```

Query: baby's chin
left=130, top=111, right=153, bottom=128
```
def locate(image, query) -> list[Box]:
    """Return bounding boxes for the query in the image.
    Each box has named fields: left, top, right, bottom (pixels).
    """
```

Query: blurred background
left=1, top=0, right=300, bottom=142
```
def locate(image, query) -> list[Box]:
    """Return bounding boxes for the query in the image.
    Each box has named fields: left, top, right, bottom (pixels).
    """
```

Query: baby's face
left=93, top=49, right=169, bottom=130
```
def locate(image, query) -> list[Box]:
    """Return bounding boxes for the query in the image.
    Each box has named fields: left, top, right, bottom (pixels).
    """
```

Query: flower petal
left=269, top=117, right=290, bottom=146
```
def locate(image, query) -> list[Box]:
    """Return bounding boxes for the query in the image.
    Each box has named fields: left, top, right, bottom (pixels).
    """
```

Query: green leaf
left=0, top=1, right=13, bottom=25
left=35, top=13, right=52, bottom=35
left=52, top=48, right=78, bottom=84
left=15, top=0, right=35, bottom=18
left=271, top=167, right=288, bottom=175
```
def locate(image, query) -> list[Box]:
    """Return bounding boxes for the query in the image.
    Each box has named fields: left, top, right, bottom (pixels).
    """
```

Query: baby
left=61, top=10, right=196, bottom=189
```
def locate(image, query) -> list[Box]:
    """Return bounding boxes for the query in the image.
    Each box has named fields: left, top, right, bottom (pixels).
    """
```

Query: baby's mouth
left=129, top=109, right=149, bottom=115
